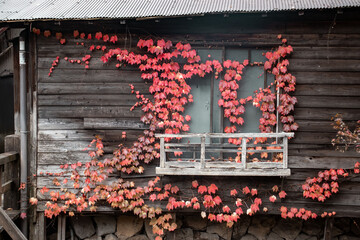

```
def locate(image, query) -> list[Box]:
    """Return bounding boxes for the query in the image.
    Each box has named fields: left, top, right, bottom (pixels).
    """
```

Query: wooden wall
left=34, top=9, right=360, bottom=216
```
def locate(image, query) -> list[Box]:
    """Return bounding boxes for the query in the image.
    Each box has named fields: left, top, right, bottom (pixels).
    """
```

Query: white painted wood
left=200, top=137, right=206, bottom=169
left=156, top=132, right=294, bottom=138
left=241, top=138, right=246, bottom=169
left=156, top=167, right=291, bottom=176
left=160, top=137, right=165, bottom=168
left=283, top=136, right=288, bottom=169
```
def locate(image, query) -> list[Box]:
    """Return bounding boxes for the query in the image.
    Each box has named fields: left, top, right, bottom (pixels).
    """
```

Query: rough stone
left=240, top=234, right=258, bottom=240
left=207, top=223, right=233, bottom=240
left=104, top=234, right=119, bottom=240
left=272, top=219, right=302, bottom=240
left=335, top=218, right=351, bottom=233
left=184, top=215, right=207, bottom=230
left=232, top=216, right=251, bottom=239
left=195, top=231, right=219, bottom=240
left=94, top=215, right=117, bottom=236
left=339, top=235, right=360, bottom=240
left=332, top=226, right=344, bottom=237
left=144, top=219, right=158, bottom=240
left=127, top=235, right=150, bottom=240
left=115, top=215, right=143, bottom=239
left=307, top=237, right=317, bottom=240
left=268, top=231, right=284, bottom=240
left=166, top=228, right=193, bottom=240
left=295, top=233, right=311, bottom=240
left=302, top=220, right=323, bottom=236
left=84, top=236, right=102, bottom=240
left=247, top=215, right=277, bottom=240
left=71, top=216, right=96, bottom=239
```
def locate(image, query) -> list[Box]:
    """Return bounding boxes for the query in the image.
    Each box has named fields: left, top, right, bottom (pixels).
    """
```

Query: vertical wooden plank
left=241, top=138, right=247, bottom=169
left=323, top=217, right=334, bottom=240
left=34, top=212, right=46, bottom=240
left=57, top=215, right=66, bottom=240
left=200, top=136, right=206, bottom=169
left=159, top=137, right=165, bottom=168
left=283, top=136, right=288, bottom=169
left=57, top=215, right=61, bottom=240
left=61, top=215, right=66, bottom=240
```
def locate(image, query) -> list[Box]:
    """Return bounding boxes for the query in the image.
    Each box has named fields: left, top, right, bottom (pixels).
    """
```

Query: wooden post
left=33, top=212, right=46, bottom=240
left=200, top=136, right=206, bottom=169
left=282, top=136, right=288, bottom=169
left=323, top=217, right=334, bottom=240
left=160, top=137, right=165, bottom=168
left=57, top=215, right=66, bottom=240
left=241, top=138, right=247, bottom=169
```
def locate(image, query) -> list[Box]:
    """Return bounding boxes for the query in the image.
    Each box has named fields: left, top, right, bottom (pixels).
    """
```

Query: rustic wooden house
left=0, top=0, right=360, bottom=239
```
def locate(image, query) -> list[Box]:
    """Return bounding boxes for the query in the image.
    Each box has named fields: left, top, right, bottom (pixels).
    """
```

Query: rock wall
left=50, top=214, right=360, bottom=240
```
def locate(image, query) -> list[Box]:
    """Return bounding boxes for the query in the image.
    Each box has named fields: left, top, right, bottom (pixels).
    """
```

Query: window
left=156, top=47, right=293, bottom=176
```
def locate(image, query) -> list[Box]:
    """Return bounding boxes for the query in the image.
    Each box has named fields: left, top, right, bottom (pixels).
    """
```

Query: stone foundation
left=48, top=214, right=360, bottom=240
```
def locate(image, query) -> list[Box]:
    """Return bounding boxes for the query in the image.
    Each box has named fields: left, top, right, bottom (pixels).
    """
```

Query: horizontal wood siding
left=35, top=10, right=360, bottom=216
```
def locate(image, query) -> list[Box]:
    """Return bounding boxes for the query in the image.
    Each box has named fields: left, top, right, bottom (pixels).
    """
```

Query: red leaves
left=73, top=30, right=79, bottom=38
left=208, top=184, right=218, bottom=195
left=110, top=35, right=118, bottom=44
left=198, top=185, right=207, bottom=194
left=278, top=190, right=287, bottom=199
left=269, top=195, right=277, bottom=202
left=95, top=32, right=103, bottom=40
left=44, top=30, right=51, bottom=37
left=192, top=180, right=199, bottom=188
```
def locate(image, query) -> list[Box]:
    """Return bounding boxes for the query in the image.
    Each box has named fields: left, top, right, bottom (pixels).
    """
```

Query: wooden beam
left=0, top=152, right=19, bottom=166
left=0, top=207, right=27, bottom=240
left=156, top=167, right=291, bottom=176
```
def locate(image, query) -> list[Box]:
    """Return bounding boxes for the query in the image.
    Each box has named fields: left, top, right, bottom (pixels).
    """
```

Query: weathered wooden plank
left=0, top=152, right=18, bottom=166
left=38, top=94, right=143, bottom=106
left=294, top=72, right=360, bottom=85
left=163, top=161, right=283, bottom=169
left=38, top=152, right=102, bottom=165
left=288, top=59, right=360, bottom=72
left=83, top=118, right=147, bottom=130
left=289, top=156, right=359, bottom=169
left=295, top=120, right=337, bottom=132
left=155, top=132, right=294, bottom=138
left=38, top=106, right=142, bottom=118
left=38, top=118, right=84, bottom=130
left=289, top=132, right=335, bottom=145
left=38, top=82, right=148, bottom=94
left=289, top=149, right=360, bottom=158
left=37, top=140, right=117, bottom=153
left=38, top=129, right=144, bottom=141
left=38, top=69, right=145, bottom=83
left=295, top=96, right=360, bottom=108
left=294, top=108, right=360, bottom=121
left=295, top=85, right=360, bottom=96
left=38, top=57, right=139, bottom=70
left=291, top=47, right=360, bottom=60
left=156, top=167, right=291, bottom=176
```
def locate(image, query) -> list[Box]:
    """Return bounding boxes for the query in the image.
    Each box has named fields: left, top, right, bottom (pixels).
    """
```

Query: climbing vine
left=27, top=27, right=360, bottom=239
